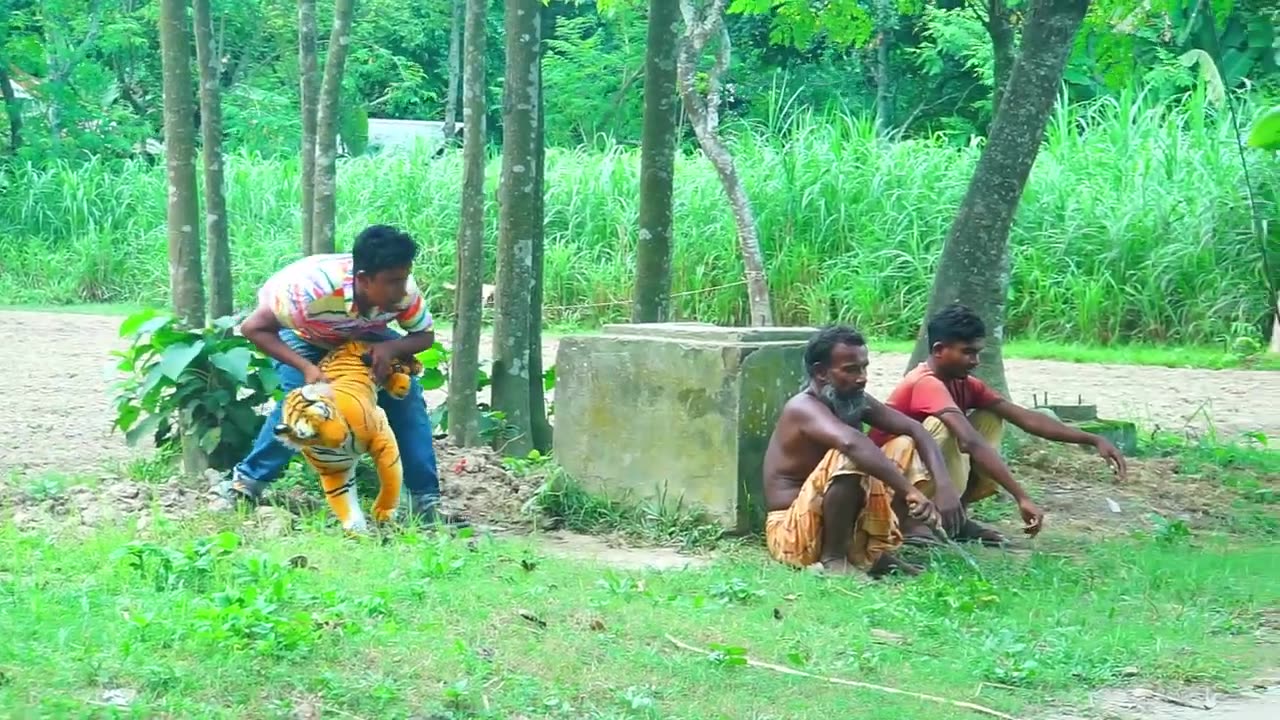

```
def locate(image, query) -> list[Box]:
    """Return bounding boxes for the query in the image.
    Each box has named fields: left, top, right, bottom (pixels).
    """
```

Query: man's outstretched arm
left=988, top=400, right=1128, bottom=480
left=935, top=409, right=1044, bottom=535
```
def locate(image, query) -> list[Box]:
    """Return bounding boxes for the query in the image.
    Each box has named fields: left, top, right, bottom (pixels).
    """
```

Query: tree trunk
left=442, top=0, right=463, bottom=144
left=677, top=1, right=772, bottom=326
left=194, top=0, right=231, bottom=319
left=491, top=0, right=540, bottom=457
left=161, top=0, right=208, bottom=475
left=298, top=0, right=320, bottom=254
left=160, top=0, right=205, bottom=329
left=446, top=0, right=487, bottom=448
left=874, top=30, right=892, bottom=134
left=986, top=0, right=1016, bottom=117
left=0, top=59, right=22, bottom=153
left=906, top=0, right=1090, bottom=395
left=632, top=0, right=681, bottom=323
left=528, top=4, right=552, bottom=454
left=1271, top=293, right=1280, bottom=354
left=311, top=0, right=355, bottom=255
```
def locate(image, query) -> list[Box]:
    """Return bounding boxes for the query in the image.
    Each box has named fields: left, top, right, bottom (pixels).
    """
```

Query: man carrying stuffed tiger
left=221, top=223, right=466, bottom=527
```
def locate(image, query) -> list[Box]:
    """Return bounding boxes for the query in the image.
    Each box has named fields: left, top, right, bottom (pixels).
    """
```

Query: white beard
left=819, top=383, right=867, bottom=426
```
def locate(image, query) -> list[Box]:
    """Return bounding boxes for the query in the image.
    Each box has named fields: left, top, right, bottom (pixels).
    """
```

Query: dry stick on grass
left=665, top=635, right=1022, bottom=720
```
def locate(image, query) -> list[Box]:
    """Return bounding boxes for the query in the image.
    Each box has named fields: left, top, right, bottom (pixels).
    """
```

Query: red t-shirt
left=868, top=362, right=1004, bottom=445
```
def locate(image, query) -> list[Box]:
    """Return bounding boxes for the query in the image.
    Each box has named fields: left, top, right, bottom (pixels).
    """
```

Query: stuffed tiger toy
left=271, top=339, right=424, bottom=533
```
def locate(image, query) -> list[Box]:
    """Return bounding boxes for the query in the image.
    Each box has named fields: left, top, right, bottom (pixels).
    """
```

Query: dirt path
left=0, top=308, right=1276, bottom=479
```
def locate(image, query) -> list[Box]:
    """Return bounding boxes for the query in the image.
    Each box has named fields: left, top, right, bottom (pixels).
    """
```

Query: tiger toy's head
left=272, top=383, right=350, bottom=451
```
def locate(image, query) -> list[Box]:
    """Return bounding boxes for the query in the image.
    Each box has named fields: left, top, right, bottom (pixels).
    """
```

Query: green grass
left=0, top=519, right=1276, bottom=719
left=1, top=93, right=1276, bottom=347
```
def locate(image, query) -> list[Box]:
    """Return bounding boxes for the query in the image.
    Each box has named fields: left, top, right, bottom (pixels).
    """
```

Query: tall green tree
left=447, top=0, right=488, bottom=447
left=491, top=0, right=543, bottom=457
left=632, top=0, right=681, bottom=322
left=677, top=0, right=772, bottom=326
left=906, top=0, right=1092, bottom=393
left=194, top=0, right=231, bottom=318
left=311, top=0, right=356, bottom=254
left=160, top=0, right=208, bottom=474
left=299, top=0, right=320, bottom=254
left=159, top=0, right=204, bottom=329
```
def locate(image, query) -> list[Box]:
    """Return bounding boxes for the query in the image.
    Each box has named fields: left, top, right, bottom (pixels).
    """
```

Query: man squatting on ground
left=224, top=224, right=464, bottom=527
left=763, top=325, right=965, bottom=577
left=764, top=306, right=1129, bottom=577
left=872, top=304, right=1127, bottom=547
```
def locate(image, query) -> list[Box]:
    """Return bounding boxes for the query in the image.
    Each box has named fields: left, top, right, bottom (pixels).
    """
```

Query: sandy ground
left=0, top=308, right=1275, bottom=479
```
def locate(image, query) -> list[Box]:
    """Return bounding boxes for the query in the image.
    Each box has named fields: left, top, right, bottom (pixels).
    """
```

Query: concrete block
left=552, top=322, right=816, bottom=533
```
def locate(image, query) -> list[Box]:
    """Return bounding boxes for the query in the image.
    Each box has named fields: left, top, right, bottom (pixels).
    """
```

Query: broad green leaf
left=118, top=308, right=163, bottom=337
left=543, top=365, right=556, bottom=391
left=159, top=341, right=206, bottom=380
left=124, top=413, right=163, bottom=446
left=201, top=426, right=223, bottom=453
left=1246, top=106, right=1280, bottom=151
left=210, top=347, right=253, bottom=384
left=212, top=314, right=240, bottom=331
left=420, top=367, right=446, bottom=391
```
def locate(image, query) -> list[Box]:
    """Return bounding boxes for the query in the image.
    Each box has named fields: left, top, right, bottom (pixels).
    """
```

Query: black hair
left=926, top=303, right=986, bottom=347
left=804, top=325, right=866, bottom=377
left=352, top=224, right=417, bottom=275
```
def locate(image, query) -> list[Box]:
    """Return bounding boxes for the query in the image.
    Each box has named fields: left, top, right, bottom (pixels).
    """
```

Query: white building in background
left=364, top=118, right=463, bottom=155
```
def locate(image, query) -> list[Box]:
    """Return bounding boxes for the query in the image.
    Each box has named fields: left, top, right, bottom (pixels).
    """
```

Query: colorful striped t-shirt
left=258, top=253, right=433, bottom=348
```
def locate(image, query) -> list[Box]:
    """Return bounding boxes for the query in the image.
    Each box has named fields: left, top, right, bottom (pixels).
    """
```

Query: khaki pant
left=915, top=409, right=1004, bottom=504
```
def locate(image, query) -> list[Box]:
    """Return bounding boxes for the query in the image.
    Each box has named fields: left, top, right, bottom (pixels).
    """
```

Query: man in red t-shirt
left=873, top=304, right=1128, bottom=546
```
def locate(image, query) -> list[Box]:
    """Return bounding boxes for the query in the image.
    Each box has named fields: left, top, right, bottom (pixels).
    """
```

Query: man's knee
left=969, top=409, right=1004, bottom=442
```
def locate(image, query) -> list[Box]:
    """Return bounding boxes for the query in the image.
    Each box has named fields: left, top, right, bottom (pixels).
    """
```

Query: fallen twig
left=666, top=634, right=1021, bottom=720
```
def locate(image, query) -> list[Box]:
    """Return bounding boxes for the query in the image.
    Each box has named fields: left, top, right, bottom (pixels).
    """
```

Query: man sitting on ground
left=870, top=304, right=1128, bottom=546
left=763, top=325, right=966, bottom=578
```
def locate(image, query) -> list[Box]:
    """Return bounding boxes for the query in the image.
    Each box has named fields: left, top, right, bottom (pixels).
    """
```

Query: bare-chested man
left=763, top=325, right=966, bottom=578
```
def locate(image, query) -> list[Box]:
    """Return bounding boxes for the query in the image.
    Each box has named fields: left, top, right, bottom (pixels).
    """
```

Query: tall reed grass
left=0, top=94, right=1273, bottom=344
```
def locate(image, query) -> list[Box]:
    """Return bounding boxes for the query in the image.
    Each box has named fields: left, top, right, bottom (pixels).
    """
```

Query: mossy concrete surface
left=552, top=322, right=815, bottom=533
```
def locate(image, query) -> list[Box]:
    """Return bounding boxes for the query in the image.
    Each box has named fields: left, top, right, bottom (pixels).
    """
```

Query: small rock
left=136, top=513, right=152, bottom=532
left=100, top=688, right=137, bottom=707
left=255, top=506, right=295, bottom=537
left=112, top=484, right=141, bottom=500
left=1120, top=666, right=1139, bottom=677
left=203, top=468, right=225, bottom=486
left=207, top=497, right=233, bottom=512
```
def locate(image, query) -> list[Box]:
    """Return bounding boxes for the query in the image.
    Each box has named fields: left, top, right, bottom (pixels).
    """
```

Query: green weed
left=0, top=522, right=1275, bottom=719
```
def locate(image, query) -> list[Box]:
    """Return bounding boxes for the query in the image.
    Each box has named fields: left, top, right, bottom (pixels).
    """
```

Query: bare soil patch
left=1046, top=679, right=1280, bottom=720
left=1, top=309, right=1276, bottom=482
left=0, top=308, right=1275, bottom=560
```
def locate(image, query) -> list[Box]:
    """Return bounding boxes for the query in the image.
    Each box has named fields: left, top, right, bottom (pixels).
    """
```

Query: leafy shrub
left=110, top=309, right=281, bottom=471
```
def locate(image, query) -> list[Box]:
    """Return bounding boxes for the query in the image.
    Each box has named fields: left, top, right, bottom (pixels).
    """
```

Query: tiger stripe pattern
left=272, top=339, right=423, bottom=532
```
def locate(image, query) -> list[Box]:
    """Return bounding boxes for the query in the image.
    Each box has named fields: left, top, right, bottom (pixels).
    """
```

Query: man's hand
left=1018, top=497, right=1044, bottom=536
left=1095, top=437, right=1128, bottom=481
left=904, top=488, right=939, bottom=525
left=367, top=343, right=399, bottom=384
left=302, top=363, right=329, bottom=386
left=932, top=484, right=967, bottom=536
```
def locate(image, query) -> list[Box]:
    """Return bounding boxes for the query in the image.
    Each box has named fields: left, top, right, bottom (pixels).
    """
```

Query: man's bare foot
left=868, top=551, right=923, bottom=578
left=818, top=557, right=866, bottom=576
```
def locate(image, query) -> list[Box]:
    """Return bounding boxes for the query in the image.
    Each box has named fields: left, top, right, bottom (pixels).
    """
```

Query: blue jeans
left=234, top=329, right=440, bottom=498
